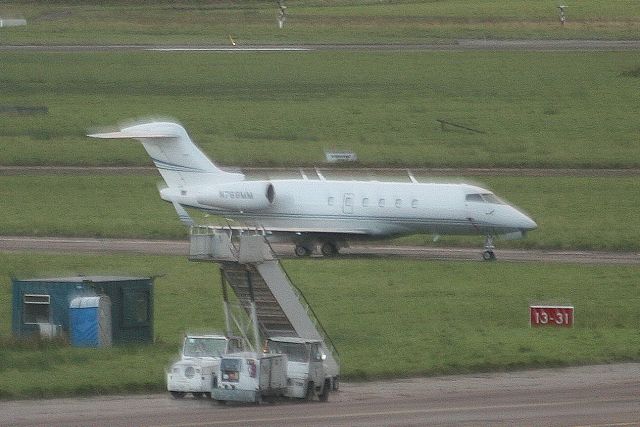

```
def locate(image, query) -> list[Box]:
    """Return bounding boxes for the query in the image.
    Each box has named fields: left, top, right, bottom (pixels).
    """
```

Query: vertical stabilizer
left=88, top=121, right=244, bottom=188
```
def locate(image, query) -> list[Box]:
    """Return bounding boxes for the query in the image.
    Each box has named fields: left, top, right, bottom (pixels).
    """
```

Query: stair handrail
left=222, top=222, right=241, bottom=259
left=260, top=235, right=340, bottom=365
left=191, top=224, right=241, bottom=260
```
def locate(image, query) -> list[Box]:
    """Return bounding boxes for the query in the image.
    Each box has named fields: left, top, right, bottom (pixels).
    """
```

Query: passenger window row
left=328, top=197, right=420, bottom=208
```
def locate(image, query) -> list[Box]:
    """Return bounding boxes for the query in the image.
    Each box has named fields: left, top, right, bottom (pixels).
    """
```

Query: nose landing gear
left=483, top=235, right=496, bottom=261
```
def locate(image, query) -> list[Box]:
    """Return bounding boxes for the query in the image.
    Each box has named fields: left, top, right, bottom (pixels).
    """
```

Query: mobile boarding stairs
left=188, top=226, right=340, bottom=383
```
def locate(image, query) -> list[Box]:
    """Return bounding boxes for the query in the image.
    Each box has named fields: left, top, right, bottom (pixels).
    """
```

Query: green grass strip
left=2, top=51, right=640, bottom=168
left=0, top=253, right=638, bottom=398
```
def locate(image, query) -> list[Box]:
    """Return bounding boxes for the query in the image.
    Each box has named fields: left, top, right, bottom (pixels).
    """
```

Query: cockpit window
left=465, top=194, right=484, bottom=203
left=465, top=193, right=505, bottom=204
left=481, top=193, right=505, bottom=204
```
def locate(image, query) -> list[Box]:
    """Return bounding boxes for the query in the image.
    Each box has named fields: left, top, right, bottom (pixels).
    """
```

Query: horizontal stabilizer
left=88, top=130, right=177, bottom=139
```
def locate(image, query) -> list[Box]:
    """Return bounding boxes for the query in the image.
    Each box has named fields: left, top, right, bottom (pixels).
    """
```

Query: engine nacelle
left=196, top=181, right=275, bottom=211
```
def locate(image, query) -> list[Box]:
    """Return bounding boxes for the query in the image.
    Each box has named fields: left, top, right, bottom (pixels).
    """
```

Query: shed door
left=122, top=289, right=150, bottom=327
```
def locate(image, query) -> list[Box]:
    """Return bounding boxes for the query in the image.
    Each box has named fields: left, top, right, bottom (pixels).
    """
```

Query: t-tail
left=89, top=121, right=246, bottom=227
left=88, top=121, right=244, bottom=188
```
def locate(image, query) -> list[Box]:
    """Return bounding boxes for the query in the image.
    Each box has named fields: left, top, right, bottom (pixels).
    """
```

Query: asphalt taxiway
left=1, top=235, right=638, bottom=265
left=1, top=363, right=638, bottom=427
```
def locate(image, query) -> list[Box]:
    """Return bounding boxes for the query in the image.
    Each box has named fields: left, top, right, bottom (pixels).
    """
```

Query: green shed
left=12, top=276, right=154, bottom=345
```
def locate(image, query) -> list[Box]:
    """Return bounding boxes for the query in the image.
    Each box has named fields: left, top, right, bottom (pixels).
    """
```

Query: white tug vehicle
left=166, top=334, right=244, bottom=399
left=212, top=336, right=336, bottom=404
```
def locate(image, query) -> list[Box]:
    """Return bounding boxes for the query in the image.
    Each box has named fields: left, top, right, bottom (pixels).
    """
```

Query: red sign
left=530, top=305, right=574, bottom=327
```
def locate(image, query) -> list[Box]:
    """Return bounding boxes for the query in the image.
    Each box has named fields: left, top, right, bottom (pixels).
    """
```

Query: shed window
left=23, top=294, right=50, bottom=324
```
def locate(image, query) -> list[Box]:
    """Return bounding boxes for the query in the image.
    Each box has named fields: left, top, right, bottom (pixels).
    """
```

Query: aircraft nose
left=519, top=212, right=537, bottom=231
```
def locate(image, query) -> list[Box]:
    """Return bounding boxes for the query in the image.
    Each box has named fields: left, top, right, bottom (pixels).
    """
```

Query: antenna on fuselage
left=407, top=169, right=418, bottom=184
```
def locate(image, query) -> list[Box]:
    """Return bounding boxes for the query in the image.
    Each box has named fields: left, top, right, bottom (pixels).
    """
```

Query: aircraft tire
left=294, top=245, right=310, bottom=257
left=320, top=242, right=338, bottom=256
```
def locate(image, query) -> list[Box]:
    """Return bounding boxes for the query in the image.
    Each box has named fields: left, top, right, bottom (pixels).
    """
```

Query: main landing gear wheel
left=320, top=242, right=338, bottom=256
left=294, top=245, right=311, bottom=257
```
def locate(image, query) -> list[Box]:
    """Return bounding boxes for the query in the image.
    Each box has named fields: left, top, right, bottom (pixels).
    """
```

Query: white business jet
left=89, top=121, right=537, bottom=260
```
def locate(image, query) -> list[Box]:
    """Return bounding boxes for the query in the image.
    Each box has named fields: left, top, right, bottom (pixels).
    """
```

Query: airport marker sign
left=529, top=305, right=574, bottom=327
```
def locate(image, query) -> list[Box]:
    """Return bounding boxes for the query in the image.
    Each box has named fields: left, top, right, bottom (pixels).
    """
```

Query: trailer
left=212, top=352, right=287, bottom=404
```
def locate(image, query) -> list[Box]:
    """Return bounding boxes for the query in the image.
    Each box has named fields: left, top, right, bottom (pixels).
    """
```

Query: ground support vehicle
left=266, top=336, right=335, bottom=401
left=166, top=334, right=243, bottom=399
left=212, top=336, right=336, bottom=404
left=212, top=352, right=287, bottom=404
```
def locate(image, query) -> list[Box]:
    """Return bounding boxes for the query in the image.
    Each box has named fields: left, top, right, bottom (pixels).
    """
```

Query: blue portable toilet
left=69, top=296, right=113, bottom=347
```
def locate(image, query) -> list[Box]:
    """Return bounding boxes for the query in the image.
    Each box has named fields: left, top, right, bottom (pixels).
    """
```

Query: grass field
left=2, top=51, right=640, bottom=168
left=1, top=175, right=638, bottom=251
left=1, top=1, right=639, bottom=44
left=1, top=252, right=638, bottom=398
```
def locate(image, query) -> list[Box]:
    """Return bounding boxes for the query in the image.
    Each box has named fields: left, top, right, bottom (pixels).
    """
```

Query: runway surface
left=2, top=363, right=638, bottom=427
left=1, top=235, right=639, bottom=264
left=2, top=39, right=640, bottom=52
